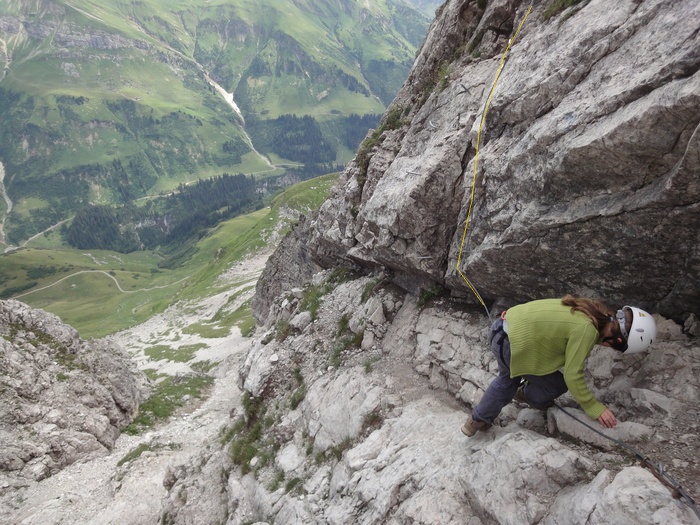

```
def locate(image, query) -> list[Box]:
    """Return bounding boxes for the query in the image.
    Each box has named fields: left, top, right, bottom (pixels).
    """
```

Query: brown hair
left=561, top=294, right=614, bottom=334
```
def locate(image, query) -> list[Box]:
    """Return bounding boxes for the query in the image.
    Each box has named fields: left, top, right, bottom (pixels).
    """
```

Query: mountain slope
left=0, top=0, right=428, bottom=247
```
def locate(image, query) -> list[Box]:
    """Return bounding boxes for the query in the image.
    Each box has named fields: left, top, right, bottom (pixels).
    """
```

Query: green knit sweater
left=506, top=299, right=606, bottom=419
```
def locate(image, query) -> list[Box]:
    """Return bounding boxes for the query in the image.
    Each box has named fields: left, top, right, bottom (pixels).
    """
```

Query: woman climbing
left=461, top=295, right=657, bottom=436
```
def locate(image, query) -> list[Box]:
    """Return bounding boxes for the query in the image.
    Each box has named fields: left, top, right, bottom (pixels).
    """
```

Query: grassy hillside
left=402, top=0, right=444, bottom=17
left=0, top=0, right=427, bottom=248
left=2, top=173, right=339, bottom=338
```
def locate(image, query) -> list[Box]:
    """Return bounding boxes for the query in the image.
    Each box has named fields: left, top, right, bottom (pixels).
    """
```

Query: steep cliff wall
left=257, top=0, right=700, bottom=321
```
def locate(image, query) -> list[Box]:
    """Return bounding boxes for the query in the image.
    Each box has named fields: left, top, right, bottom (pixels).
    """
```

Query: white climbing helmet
left=615, top=306, right=657, bottom=354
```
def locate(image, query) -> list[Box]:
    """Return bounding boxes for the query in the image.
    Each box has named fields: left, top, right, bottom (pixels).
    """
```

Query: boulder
left=0, top=300, right=147, bottom=485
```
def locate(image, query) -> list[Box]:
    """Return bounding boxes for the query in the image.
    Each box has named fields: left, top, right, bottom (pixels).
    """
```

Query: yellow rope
left=456, top=4, right=534, bottom=313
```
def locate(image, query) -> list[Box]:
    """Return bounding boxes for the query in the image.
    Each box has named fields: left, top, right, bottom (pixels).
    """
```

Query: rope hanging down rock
left=455, top=3, right=533, bottom=320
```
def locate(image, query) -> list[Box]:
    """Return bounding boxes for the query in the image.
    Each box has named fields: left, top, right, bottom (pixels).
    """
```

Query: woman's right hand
left=597, top=407, right=617, bottom=428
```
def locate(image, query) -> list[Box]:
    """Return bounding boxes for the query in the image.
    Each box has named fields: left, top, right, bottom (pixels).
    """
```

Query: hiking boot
left=460, top=415, right=491, bottom=437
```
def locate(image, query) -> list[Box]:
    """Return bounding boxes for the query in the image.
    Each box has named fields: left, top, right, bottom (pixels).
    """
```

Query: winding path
left=15, top=270, right=189, bottom=298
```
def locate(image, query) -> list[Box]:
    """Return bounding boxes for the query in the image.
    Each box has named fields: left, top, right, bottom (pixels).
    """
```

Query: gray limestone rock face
left=260, top=0, right=700, bottom=320
left=302, top=369, right=383, bottom=454
left=252, top=215, right=322, bottom=323
left=5, top=3, right=150, bottom=51
left=161, top=267, right=700, bottom=525
left=0, top=300, right=147, bottom=486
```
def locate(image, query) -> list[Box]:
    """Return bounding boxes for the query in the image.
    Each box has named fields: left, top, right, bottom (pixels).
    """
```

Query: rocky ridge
left=0, top=300, right=147, bottom=489
left=0, top=6, right=150, bottom=51
left=0, top=250, right=270, bottom=525
left=160, top=269, right=700, bottom=524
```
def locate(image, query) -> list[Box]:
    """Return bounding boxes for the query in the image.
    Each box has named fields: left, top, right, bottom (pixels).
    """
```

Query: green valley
left=0, top=173, right=339, bottom=338
left=0, top=0, right=428, bottom=249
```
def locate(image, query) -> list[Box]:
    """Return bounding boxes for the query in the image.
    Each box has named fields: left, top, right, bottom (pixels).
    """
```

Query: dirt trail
left=14, top=270, right=190, bottom=298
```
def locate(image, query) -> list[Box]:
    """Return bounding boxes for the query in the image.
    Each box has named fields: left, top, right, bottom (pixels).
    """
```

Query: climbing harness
left=554, top=402, right=700, bottom=520
left=455, top=3, right=534, bottom=321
